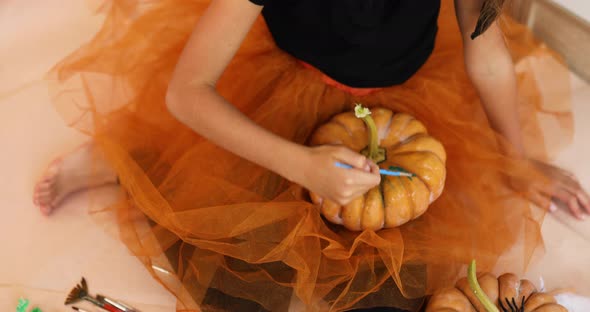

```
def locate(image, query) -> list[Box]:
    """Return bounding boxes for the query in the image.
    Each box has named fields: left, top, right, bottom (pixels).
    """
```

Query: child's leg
left=33, top=141, right=119, bottom=215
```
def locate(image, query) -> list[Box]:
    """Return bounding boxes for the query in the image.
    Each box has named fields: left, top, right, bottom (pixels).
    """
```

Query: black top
left=248, top=0, right=441, bottom=88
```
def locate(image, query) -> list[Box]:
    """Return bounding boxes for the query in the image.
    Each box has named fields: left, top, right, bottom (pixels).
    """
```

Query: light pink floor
left=1, top=1, right=589, bottom=311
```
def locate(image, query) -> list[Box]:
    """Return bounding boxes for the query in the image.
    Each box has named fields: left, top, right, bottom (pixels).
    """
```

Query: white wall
left=552, top=0, right=590, bottom=22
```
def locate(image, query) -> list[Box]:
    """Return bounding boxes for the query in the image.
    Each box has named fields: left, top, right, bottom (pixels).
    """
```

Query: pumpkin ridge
left=401, top=133, right=433, bottom=146
left=410, top=179, right=432, bottom=220
left=390, top=150, right=445, bottom=166
left=378, top=112, right=395, bottom=142
left=360, top=193, right=367, bottom=229
left=382, top=177, right=398, bottom=227
left=387, top=164, right=433, bottom=196
left=402, top=116, right=426, bottom=143
left=384, top=132, right=433, bottom=153
left=332, top=118, right=356, bottom=140
left=394, top=115, right=415, bottom=143
left=394, top=176, right=413, bottom=222
left=378, top=177, right=387, bottom=226
left=395, top=133, right=446, bottom=159
left=390, top=151, right=446, bottom=203
left=534, top=303, right=568, bottom=312
left=360, top=193, right=367, bottom=230
left=380, top=114, right=414, bottom=149
left=392, top=177, right=418, bottom=220
left=381, top=137, right=405, bottom=150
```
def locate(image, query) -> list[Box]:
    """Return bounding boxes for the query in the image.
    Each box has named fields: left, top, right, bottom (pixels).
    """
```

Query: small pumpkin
left=308, top=104, right=447, bottom=231
left=426, top=261, right=568, bottom=312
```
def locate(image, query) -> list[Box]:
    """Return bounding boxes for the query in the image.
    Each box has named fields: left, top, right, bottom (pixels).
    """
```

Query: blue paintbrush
left=335, top=162, right=415, bottom=177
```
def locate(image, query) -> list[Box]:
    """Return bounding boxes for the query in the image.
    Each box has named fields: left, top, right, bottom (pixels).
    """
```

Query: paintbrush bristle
left=471, top=0, right=506, bottom=39
left=65, top=277, right=89, bottom=305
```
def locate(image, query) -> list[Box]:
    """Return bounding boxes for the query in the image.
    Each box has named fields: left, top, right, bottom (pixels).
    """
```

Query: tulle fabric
left=47, top=0, right=573, bottom=311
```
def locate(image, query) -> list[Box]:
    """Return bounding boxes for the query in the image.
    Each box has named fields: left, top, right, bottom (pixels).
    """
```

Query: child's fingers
left=543, top=183, right=586, bottom=220
left=567, top=197, right=586, bottom=220
left=529, top=189, right=551, bottom=211
left=343, top=170, right=381, bottom=188
left=561, top=183, right=590, bottom=214
left=580, top=190, right=590, bottom=214
left=333, top=147, right=368, bottom=170
left=368, top=160, right=380, bottom=175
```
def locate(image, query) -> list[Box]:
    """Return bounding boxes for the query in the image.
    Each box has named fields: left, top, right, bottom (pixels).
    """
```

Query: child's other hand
left=529, top=159, right=590, bottom=220
left=295, top=145, right=381, bottom=206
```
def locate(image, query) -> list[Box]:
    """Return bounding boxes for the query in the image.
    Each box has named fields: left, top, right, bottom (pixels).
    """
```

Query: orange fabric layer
left=298, top=61, right=383, bottom=97
left=47, top=0, right=572, bottom=311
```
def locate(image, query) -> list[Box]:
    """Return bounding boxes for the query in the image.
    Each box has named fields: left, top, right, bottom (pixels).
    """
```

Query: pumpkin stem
left=354, top=104, right=386, bottom=163
left=468, top=260, right=500, bottom=312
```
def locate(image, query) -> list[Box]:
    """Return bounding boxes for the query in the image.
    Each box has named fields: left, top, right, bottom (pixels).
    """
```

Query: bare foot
left=33, top=142, right=118, bottom=215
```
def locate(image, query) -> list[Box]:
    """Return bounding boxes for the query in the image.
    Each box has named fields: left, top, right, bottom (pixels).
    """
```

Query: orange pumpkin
left=426, top=261, right=567, bottom=312
left=308, top=105, right=447, bottom=231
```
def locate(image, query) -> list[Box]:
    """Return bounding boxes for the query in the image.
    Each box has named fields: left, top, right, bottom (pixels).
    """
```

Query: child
left=34, top=0, right=589, bottom=310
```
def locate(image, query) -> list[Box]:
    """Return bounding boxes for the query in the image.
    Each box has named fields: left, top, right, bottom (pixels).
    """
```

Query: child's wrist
left=271, top=142, right=309, bottom=183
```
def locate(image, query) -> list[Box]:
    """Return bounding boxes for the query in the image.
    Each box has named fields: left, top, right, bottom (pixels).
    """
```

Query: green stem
left=354, top=104, right=386, bottom=163
left=468, top=260, right=500, bottom=312
left=362, top=115, right=380, bottom=161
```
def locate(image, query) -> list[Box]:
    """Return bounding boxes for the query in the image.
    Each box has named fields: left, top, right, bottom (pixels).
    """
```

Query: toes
left=40, top=164, right=60, bottom=181
left=33, top=191, right=49, bottom=205
left=33, top=157, right=65, bottom=216
left=35, top=181, right=52, bottom=192
left=34, top=183, right=56, bottom=207
left=34, top=194, right=48, bottom=206
left=35, top=180, right=57, bottom=195
left=41, top=172, right=56, bottom=181
left=39, top=204, right=53, bottom=216
left=36, top=188, right=53, bottom=197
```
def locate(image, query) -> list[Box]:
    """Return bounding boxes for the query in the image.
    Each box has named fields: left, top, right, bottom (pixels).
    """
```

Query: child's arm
left=454, top=0, right=524, bottom=155
left=166, top=0, right=380, bottom=205
left=454, top=0, right=590, bottom=218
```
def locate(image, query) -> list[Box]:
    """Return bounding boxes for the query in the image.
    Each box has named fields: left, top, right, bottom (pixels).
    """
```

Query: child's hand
left=295, top=145, right=381, bottom=206
left=529, top=159, right=590, bottom=220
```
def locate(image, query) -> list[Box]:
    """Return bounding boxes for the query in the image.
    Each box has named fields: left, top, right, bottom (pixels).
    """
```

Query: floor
left=553, top=0, right=590, bottom=21
left=0, top=1, right=589, bottom=311
left=0, top=1, right=176, bottom=311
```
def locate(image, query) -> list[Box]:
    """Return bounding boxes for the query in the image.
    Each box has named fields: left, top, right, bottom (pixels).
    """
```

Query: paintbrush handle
left=83, top=296, right=104, bottom=308
left=98, top=295, right=137, bottom=312
left=101, top=302, right=124, bottom=312
left=334, top=162, right=413, bottom=177
left=84, top=297, right=123, bottom=312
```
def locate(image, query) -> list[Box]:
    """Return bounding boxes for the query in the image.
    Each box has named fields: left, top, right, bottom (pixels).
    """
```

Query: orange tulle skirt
left=47, top=0, right=573, bottom=311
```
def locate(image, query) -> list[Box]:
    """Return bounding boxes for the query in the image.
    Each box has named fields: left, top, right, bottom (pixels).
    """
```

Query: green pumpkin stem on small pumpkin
left=354, top=104, right=386, bottom=163
left=468, top=260, right=500, bottom=312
